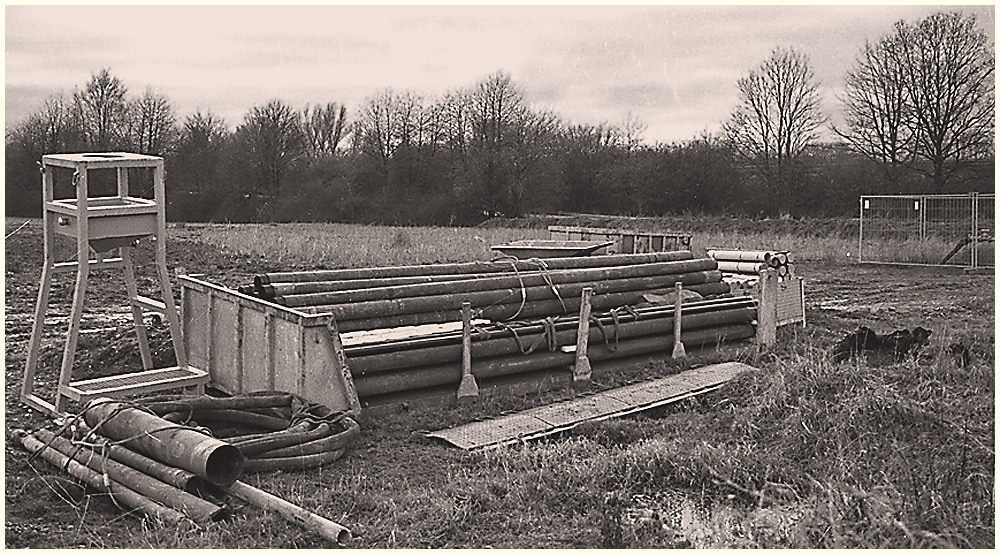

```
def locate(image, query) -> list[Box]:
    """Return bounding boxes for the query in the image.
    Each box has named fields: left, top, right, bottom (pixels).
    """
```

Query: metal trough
left=180, top=269, right=780, bottom=412
left=179, top=275, right=361, bottom=415
left=547, top=225, right=692, bottom=254
left=490, top=239, right=614, bottom=258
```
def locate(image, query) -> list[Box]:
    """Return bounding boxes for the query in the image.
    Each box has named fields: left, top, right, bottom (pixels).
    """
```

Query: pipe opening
left=205, top=444, right=244, bottom=486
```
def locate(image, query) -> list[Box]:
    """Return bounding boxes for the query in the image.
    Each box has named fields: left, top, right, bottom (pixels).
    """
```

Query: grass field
left=4, top=216, right=995, bottom=548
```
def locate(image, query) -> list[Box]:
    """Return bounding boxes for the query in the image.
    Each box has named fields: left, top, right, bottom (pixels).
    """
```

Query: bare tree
left=353, top=89, right=424, bottom=159
left=73, top=68, right=129, bottom=150
left=617, top=111, right=647, bottom=152
left=171, top=111, right=228, bottom=192
left=837, top=35, right=914, bottom=170
left=301, top=102, right=348, bottom=158
left=126, top=88, right=176, bottom=155
left=8, top=95, right=82, bottom=154
left=724, top=47, right=825, bottom=208
left=470, top=71, right=526, bottom=149
left=839, top=12, right=994, bottom=191
left=433, top=89, right=474, bottom=152
left=897, top=12, right=994, bottom=190
left=236, top=100, right=304, bottom=196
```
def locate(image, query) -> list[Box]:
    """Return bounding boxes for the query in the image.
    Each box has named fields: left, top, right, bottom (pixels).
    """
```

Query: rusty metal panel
left=426, top=362, right=757, bottom=450
left=775, top=279, right=805, bottom=327
left=179, top=275, right=358, bottom=414
left=270, top=318, right=302, bottom=394
left=181, top=285, right=208, bottom=372
left=533, top=395, right=631, bottom=427
left=426, top=413, right=551, bottom=450
left=210, top=295, right=241, bottom=393
left=240, top=309, right=270, bottom=394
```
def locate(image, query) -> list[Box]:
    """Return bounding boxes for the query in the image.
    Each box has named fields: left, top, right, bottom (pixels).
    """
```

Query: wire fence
left=859, top=193, right=994, bottom=268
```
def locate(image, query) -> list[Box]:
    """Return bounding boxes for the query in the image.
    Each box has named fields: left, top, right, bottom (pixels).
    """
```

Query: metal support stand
left=457, top=302, right=479, bottom=401
left=572, top=287, right=593, bottom=386
left=756, top=268, right=778, bottom=347
left=21, top=153, right=206, bottom=416
left=671, top=282, right=686, bottom=359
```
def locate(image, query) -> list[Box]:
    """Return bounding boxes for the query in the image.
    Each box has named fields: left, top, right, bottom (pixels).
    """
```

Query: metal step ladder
left=21, top=153, right=207, bottom=416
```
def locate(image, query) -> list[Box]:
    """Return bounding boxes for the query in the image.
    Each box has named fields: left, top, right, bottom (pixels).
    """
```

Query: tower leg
left=55, top=250, right=89, bottom=414
left=122, top=246, right=154, bottom=369
left=21, top=263, right=55, bottom=411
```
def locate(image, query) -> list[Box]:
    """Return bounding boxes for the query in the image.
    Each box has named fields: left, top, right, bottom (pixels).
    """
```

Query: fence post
left=971, top=192, right=979, bottom=268
left=858, top=196, right=865, bottom=264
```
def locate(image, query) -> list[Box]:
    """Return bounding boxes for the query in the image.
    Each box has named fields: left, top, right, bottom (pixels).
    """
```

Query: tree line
left=6, top=11, right=993, bottom=224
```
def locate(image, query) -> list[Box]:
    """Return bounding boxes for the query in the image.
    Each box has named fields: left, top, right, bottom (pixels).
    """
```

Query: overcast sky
left=4, top=4, right=995, bottom=145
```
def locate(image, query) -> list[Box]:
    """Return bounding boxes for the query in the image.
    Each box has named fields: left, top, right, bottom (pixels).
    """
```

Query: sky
left=4, top=4, right=995, bottom=145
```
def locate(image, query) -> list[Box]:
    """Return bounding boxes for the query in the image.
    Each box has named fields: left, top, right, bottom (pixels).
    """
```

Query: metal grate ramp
left=425, top=361, right=756, bottom=450
left=62, top=366, right=209, bottom=403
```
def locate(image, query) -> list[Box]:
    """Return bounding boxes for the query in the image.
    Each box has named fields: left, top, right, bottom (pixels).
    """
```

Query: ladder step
left=132, top=295, right=166, bottom=311
left=52, top=258, right=125, bottom=274
left=62, top=366, right=208, bottom=403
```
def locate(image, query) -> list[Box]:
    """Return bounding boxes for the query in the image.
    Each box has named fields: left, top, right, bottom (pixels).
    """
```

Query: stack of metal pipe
left=17, top=398, right=242, bottom=525
left=242, top=252, right=732, bottom=331
left=344, top=296, right=758, bottom=406
left=707, top=249, right=795, bottom=294
left=17, top=396, right=355, bottom=544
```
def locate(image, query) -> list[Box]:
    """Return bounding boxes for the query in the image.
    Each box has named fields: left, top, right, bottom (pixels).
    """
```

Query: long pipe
left=280, top=267, right=720, bottom=310
left=83, top=398, right=245, bottom=486
left=348, top=306, right=757, bottom=375
left=345, top=297, right=756, bottom=356
left=19, top=432, right=189, bottom=525
left=361, top=342, right=731, bottom=409
left=35, top=430, right=228, bottom=523
left=275, top=258, right=719, bottom=306
left=144, top=393, right=293, bottom=416
left=259, top=271, right=541, bottom=298
left=327, top=281, right=731, bottom=331
left=254, top=250, right=696, bottom=286
left=716, top=261, right=768, bottom=274
left=259, top=264, right=720, bottom=297
left=227, top=480, right=352, bottom=546
left=352, top=324, right=754, bottom=397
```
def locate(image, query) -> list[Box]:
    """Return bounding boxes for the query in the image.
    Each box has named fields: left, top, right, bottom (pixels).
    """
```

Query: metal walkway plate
left=425, top=361, right=756, bottom=450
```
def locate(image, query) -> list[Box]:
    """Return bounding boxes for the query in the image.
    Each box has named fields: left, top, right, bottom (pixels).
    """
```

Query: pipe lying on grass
left=74, top=423, right=205, bottom=494
left=254, top=250, right=696, bottom=286
left=227, top=480, right=352, bottom=546
left=232, top=422, right=331, bottom=457
left=144, top=393, right=294, bottom=415
left=84, top=398, right=245, bottom=486
left=18, top=431, right=190, bottom=525
left=352, top=323, right=754, bottom=397
left=34, top=430, right=228, bottom=523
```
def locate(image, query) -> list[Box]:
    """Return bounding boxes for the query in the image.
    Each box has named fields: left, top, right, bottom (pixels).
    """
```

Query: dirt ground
left=4, top=219, right=995, bottom=547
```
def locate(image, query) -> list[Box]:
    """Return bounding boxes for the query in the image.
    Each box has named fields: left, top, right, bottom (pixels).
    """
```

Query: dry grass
left=186, top=223, right=548, bottom=268
left=5, top=217, right=994, bottom=548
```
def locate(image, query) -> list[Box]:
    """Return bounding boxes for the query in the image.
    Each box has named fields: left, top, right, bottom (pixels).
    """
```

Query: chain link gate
left=859, top=193, right=994, bottom=268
